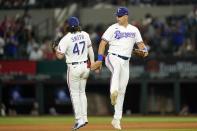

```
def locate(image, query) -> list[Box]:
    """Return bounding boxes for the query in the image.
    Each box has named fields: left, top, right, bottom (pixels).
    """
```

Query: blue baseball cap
left=115, top=7, right=129, bottom=17
left=68, top=17, right=79, bottom=27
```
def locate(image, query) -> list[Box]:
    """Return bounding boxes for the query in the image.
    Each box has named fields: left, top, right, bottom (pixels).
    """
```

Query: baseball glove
left=50, top=40, right=59, bottom=52
left=132, top=48, right=148, bottom=58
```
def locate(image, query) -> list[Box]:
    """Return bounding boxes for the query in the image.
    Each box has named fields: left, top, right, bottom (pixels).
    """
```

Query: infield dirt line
left=0, top=122, right=197, bottom=131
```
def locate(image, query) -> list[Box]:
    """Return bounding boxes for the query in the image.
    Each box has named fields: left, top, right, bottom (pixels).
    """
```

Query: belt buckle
left=112, top=53, right=117, bottom=57
left=72, top=62, right=77, bottom=65
left=112, top=53, right=128, bottom=60
left=72, top=61, right=86, bottom=65
left=112, top=53, right=121, bottom=58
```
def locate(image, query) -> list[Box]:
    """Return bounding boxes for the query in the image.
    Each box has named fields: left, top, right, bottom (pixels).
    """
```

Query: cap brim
left=115, top=13, right=123, bottom=17
left=115, top=13, right=128, bottom=17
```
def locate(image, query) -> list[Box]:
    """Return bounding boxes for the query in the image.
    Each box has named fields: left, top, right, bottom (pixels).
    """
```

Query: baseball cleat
left=111, top=119, right=121, bottom=130
left=84, top=121, right=88, bottom=126
left=110, top=91, right=118, bottom=105
left=72, top=120, right=87, bottom=130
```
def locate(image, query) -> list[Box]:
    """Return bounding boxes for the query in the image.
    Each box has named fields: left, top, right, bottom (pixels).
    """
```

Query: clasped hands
left=91, top=61, right=102, bottom=71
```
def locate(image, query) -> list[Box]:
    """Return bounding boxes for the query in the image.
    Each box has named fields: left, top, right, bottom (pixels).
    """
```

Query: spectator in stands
left=0, top=36, right=5, bottom=58
left=29, top=43, right=43, bottom=60
left=4, top=31, right=18, bottom=59
left=84, top=24, right=100, bottom=54
left=187, top=5, right=197, bottom=51
left=54, top=19, right=69, bottom=42
left=26, top=38, right=38, bottom=54
left=174, top=38, right=194, bottom=56
left=41, top=38, right=56, bottom=60
left=171, top=21, right=186, bottom=55
left=23, top=10, right=33, bottom=31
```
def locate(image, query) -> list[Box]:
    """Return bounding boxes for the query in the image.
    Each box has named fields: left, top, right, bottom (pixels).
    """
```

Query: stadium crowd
left=0, top=0, right=196, bottom=9
left=0, top=1, right=196, bottom=60
left=82, top=12, right=197, bottom=58
left=0, top=9, right=55, bottom=60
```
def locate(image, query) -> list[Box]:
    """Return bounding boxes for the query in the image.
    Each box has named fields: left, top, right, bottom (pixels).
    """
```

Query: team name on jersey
left=71, top=34, right=85, bottom=42
left=114, top=30, right=135, bottom=39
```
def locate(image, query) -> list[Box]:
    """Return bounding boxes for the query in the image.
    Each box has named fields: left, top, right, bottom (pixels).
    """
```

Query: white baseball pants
left=67, top=63, right=89, bottom=122
left=105, top=54, right=130, bottom=120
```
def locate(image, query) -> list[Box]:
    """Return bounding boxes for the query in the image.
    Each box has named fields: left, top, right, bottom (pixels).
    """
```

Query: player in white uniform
left=54, top=17, right=95, bottom=131
left=91, top=7, right=148, bottom=130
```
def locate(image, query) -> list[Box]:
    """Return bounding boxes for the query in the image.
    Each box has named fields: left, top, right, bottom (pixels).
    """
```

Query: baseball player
left=91, top=7, right=148, bottom=130
left=52, top=16, right=95, bottom=130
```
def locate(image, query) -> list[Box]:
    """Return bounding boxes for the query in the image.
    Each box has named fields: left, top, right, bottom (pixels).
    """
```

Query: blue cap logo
left=68, top=17, right=79, bottom=27
left=115, top=7, right=129, bottom=17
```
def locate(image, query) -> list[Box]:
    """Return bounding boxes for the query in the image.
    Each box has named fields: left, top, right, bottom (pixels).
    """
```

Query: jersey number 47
left=73, top=41, right=85, bottom=55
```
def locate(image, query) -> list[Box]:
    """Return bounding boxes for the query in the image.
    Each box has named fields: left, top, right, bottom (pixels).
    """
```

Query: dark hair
left=67, top=26, right=81, bottom=33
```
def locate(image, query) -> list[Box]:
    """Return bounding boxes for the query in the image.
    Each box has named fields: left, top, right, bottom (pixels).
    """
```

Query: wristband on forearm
left=98, top=54, right=104, bottom=61
left=143, top=47, right=148, bottom=52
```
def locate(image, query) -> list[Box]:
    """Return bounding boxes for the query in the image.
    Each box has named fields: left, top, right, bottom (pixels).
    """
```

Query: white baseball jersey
left=57, top=31, right=92, bottom=63
left=103, top=23, right=144, bottom=121
left=102, top=23, right=143, bottom=57
left=57, top=30, right=92, bottom=123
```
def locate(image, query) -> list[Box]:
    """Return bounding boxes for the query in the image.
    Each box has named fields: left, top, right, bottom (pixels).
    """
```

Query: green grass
left=0, top=116, right=71, bottom=124
left=0, top=116, right=197, bottom=124
left=0, top=116, right=197, bottom=131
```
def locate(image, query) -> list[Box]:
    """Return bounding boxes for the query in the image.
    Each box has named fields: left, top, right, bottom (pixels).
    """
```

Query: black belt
left=111, top=53, right=129, bottom=60
left=68, top=61, right=87, bottom=65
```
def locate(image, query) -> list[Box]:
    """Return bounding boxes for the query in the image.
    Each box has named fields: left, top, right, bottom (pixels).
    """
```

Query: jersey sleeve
left=101, top=26, right=113, bottom=42
left=135, top=27, right=143, bottom=43
left=57, top=36, right=68, bottom=54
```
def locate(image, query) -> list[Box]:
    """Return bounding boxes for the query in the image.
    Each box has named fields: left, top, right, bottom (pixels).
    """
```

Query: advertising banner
left=0, top=60, right=36, bottom=75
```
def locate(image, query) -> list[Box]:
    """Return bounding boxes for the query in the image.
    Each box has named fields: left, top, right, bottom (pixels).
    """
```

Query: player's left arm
left=136, top=42, right=146, bottom=50
left=132, top=27, right=148, bottom=58
left=86, top=33, right=95, bottom=64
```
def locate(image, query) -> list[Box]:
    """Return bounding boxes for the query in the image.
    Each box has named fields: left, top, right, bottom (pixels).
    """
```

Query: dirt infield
left=1, top=122, right=197, bottom=131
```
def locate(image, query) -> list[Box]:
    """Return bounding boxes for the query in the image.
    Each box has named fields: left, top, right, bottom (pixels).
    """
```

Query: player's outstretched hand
left=91, top=61, right=102, bottom=70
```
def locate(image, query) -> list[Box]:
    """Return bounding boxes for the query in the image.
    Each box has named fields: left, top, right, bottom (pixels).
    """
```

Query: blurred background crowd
left=0, top=0, right=196, bottom=9
left=0, top=0, right=196, bottom=61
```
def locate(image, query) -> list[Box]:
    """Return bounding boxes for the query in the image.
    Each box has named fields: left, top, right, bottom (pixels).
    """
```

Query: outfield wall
left=0, top=57, right=197, bottom=116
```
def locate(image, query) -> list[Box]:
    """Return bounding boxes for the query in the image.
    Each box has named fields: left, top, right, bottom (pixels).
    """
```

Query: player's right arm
left=55, top=36, right=67, bottom=60
left=97, top=25, right=113, bottom=56
left=91, top=39, right=108, bottom=70
left=91, top=25, right=112, bottom=70
left=98, top=39, right=108, bottom=56
left=56, top=50, right=65, bottom=59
